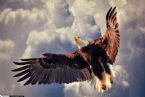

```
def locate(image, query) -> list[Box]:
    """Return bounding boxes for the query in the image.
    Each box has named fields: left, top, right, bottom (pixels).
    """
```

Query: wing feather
left=17, top=73, right=31, bottom=82
left=100, top=6, right=120, bottom=63
left=12, top=65, right=30, bottom=71
left=12, top=53, right=93, bottom=85
left=13, top=69, right=30, bottom=77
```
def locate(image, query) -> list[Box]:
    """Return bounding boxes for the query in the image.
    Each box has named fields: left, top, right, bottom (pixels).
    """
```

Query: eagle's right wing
left=12, top=53, right=93, bottom=85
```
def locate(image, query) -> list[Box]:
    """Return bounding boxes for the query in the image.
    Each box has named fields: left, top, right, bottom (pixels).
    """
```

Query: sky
left=0, top=0, right=145, bottom=97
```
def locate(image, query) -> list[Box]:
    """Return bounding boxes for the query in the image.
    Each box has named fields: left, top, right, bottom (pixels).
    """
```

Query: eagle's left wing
left=12, top=53, right=93, bottom=85
left=98, top=7, right=120, bottom=64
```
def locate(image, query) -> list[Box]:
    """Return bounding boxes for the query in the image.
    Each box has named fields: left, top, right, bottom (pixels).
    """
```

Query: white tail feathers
left=109, top=64, right=116, bottom=78
left=88, top=64, right=116, bottom=93
left=105, top=74, right=112, bottom=89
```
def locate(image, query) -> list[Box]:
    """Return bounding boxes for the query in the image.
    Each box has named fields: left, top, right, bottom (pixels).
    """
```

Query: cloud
left=21, top=28, right=76, bottom=58
left=0, top=0, right=145, bottom=97
left=0, top=81, right=16, bottom=95
left=21, top=30, right=55, bottom=58
left=45, top=0, right=74, bottom=28
left=0, top=39, right=15, bottom=61
left=64, top=65, right=129, bottom=97
left=70, top=0, right=109, bottom=32
left=72, top=15, right=101, bottom=40
left=0, top=0, right=44, bottom=11
left=70, top=0, right=97, bottom=16
left=113, top=1, right=145, bottom=97
left=108, top=0, right=127, bottom=7
left=0, top=7, right=46, bottom=25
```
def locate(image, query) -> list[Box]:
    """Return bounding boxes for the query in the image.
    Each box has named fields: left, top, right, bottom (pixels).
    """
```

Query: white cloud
left=0, top=81, right=16, bottom=95
left=64, top=65, right=129, bottom=97
left=72, top=15, right=101, bottom=40
left=21, top=30, right=56, bottom=58
left=139, top=26, right=145, bottom=33
left=44, top=0, right=74, bottom=28
left=113, top=65, right=129, bottom=85
left=70, top=0, right=108, bottom=32
left=0, top=8, right=46, bottom=25
left=108, top=0, right=127, bottom=7
left=70, top=0, right=97, bottom=17
left=0, top=39, right=15, bottom=61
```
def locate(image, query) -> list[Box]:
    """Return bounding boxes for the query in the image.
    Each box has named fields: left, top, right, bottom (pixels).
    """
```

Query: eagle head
left=73, top=35, right=89, bottom=49
left=73, top=36, right=80, bottom=43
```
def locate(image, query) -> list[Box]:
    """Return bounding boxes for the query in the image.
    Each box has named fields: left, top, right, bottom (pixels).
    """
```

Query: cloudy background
left=0, top=0, right=145, bottom=97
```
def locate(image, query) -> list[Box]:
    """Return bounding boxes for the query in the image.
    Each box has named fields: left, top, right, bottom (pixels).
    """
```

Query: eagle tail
left=88, top=64, right=115, bottom=92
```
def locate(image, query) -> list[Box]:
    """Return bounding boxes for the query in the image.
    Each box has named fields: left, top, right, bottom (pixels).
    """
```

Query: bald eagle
left=73, top=34, right=116, bottom=92
left=12, top=7, right=119, bottom=92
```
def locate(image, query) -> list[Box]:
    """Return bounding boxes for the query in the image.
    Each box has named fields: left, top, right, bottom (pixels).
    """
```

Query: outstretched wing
left=12, top=53, right=93, bottom=85
left=101, top=7, right=120, bottom=63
